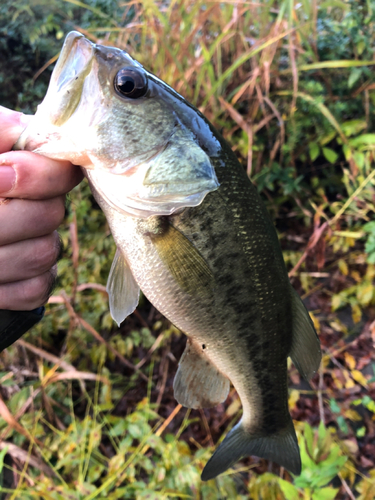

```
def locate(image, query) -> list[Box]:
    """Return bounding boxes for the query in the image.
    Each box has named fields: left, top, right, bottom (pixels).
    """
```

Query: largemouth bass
left=15, top=31, right=321, bottom=480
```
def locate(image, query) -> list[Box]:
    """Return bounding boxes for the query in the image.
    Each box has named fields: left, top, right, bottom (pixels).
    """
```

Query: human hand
left=0, top=105, right=83, bottom=310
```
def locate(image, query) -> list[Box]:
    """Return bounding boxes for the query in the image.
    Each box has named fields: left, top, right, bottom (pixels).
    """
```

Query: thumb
left=0, top=106, right=32, bottom=154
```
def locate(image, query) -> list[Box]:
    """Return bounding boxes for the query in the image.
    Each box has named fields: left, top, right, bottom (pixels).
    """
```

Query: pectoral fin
left=152, top=224, right=214, bottom=297
left=289, top=287, right=321, bottom=380
left=106, top=248, right=140, bottom=327
left=173, top=338, right=230, bottom=409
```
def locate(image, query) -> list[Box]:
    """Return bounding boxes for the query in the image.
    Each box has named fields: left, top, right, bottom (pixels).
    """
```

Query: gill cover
left=86, top=124, right=219, bottom=218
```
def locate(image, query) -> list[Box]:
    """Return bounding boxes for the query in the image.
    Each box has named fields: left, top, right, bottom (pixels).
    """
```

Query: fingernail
left=0, top=166, right=16, bottom=194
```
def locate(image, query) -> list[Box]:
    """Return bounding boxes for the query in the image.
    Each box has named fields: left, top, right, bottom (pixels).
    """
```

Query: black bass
left=15, top=31, right=321, bottom=480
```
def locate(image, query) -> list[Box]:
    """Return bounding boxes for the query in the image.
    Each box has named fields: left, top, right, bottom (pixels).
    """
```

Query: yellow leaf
left=342, top=439, right=359, bottom=454
left=344, top=409, right=362, bottom=421
left=351, top=270, right=361, bottom=282
left=332, top=372, right=343, bottom=389
left=309, top=312, right=320, bottom=333
left=351, top=303, right=362, bottom=324
left=288, top=389, right=300, bottom=410
left=343, top=369, right=355, bottom=388
left=321, top=355, right=330, bottom=369
left=344, top=352, right=356, bottom=370
left=338, top=259, right=349, bottom=275
left=331, top=295, right=342, bottom=311
left=366, top=265, right=375, bottom=280
left=226, top=398, right=241, bottom=417
left=357, top=283, right=374, bottom=306
left=351, top=370, right=368, bottom=387
left=345, top=378, right=355, bottom=389
left=329, top=320, right=348, bottom=335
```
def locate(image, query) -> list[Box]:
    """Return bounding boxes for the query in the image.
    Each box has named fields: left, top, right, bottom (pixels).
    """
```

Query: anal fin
left=290, top=287, right=321, bottom=380
left=173, top=338, right=230, bottom=409
left=106, top=248, right=140, bottom=327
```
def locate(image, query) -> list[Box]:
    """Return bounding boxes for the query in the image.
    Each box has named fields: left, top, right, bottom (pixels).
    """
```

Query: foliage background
left=1, top=0, right=375, bottom=498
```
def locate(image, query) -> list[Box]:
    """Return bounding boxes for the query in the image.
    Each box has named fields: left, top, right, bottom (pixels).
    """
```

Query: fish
left=14, top=31, right=321, bottom=480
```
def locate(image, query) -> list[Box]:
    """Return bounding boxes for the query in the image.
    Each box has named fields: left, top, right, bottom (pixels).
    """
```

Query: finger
left=0, top=106, right=31, bottom=154
left=0, top=232, right=61, bottom=284
left=0, top=197, right=66, bottom=246
left=0, top=151, right=83, bottom=199
left=0, top=267, right=57, bottom=310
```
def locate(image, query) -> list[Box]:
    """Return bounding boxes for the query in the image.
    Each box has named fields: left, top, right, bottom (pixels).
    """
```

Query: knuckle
left=23, top=271, right=56, bottom=308
left=30, top=233, right=61, bottom=273
left=43, top=196, right=66, bottom=230
left=0, top=270, right=56, bottom=310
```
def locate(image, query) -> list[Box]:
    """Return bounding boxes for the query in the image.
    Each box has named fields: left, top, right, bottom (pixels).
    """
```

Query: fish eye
left=114, top=67, right=148, bottom=99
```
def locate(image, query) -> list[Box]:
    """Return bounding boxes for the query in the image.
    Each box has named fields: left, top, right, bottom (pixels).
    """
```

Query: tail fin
left=201, top=418, right=301, bottom=481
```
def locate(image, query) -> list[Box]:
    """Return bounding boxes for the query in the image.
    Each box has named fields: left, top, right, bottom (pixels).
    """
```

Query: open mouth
left=53, top=32, right=95, bottom=91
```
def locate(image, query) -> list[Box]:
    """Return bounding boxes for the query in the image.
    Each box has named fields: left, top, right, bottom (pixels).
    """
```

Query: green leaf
left=363, top=221, right=375, bottom=233
left=318, top=420, right=327, bottom=447
left=356, top=426, right=366, bottom=437
left=365, top=237, right=375, bottom=254
left=329, top=399, right=340, bottom=414
left=299, top=437, right=316, bottom=470
left=287, top=92, right=348, bottom=145
left=312, top=487, right=340, bottom=500
left=357, top=282, right=374, bottom=305
left=282, top=59, right=375, bottom=74
left=341, top=119, right=367, bottom=137
left=349, top=134, right=375, bottom=147
left=304, top=423, right=314, bottom=457
left=331, top=295, right=342, bottom=311
left=322, top=147, right=339, bottom=164
left=319, top=130, right=337, bottom=146
left=348, top=67, right=362, bottom=89
left=309, top=142, right=320, bottom=161
left=336, top=415, right=348, bottom=434
left=0, top=445, right=8, bottom=472
left=353, top=151, right=365, bottom=169
left=320, top=0, right=350, bottom=9
left=357, top=40, right=366, bottom=56
left=278, top=478, right=300, bottom=500
left=342, top=144, right=352, bottom=161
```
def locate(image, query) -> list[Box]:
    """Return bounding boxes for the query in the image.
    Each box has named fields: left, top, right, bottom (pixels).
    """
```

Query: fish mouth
left=14, top=31, right=96, bottom=152
left=52, top=31, right=94, bottom=93
left=45, top=31, right=95, bottom=126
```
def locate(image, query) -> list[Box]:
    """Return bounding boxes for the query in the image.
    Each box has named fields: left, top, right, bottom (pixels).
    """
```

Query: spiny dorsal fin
left=289, top=287, right=321, bottom=380
left=174, top=338, right=230, bottom=409
left=106, top=248, right=140, bottom=327
left=151, top=224, right=214, bottom=297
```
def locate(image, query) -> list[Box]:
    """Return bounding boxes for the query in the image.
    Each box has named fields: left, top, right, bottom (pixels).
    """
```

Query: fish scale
left=210, top=155, right=293, bottom=432
left=96, top=158, right=292, bottom=436
left=14, top=31, right=321, bottom=480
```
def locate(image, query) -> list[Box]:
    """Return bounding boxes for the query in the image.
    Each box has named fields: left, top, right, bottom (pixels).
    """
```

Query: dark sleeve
left=0, top=308, right=45, bottom=353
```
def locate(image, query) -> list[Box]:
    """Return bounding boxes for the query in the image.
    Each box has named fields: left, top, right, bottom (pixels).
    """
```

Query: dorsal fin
left=289, top=287, right=321, bottom=380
